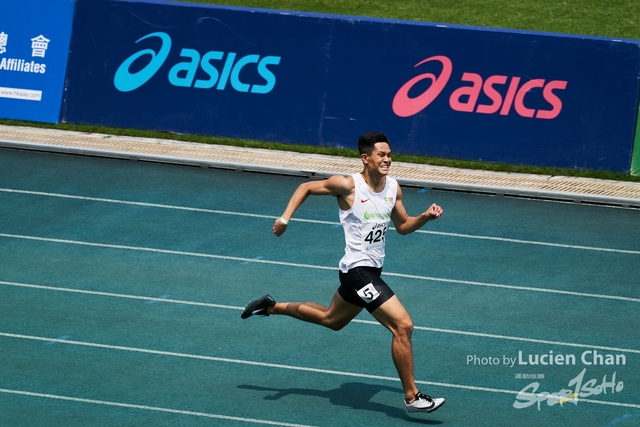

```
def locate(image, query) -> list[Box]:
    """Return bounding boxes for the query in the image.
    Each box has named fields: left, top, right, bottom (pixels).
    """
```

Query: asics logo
left=114, top=32, right=281, bottom=94
left=393, top=55, right=568, bottom=120
left=114, top=32, right=172, bottom=92
left=392, top=56, right=452, bottom=117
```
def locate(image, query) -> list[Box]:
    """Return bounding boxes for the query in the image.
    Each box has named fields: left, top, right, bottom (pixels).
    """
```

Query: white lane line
left=1, top=332, right=638, bottom=410
left=1, top=187, right=638, bottom=255
left=0, top=280, right=238, bottom=310
left=383, top=271, right=640, bottom=303
left=352, top=319, right=640, bottom=355
left=0, top=188, right=298, bottom=220
left=0, top=388, right=317, bottom=427
left=2, top=280, right=639, bottom=355
left=417, top=230, right=640, bottom=255
left=0, top=233, right=334, bottom=271
left=1, top=233, right=638, bottom=303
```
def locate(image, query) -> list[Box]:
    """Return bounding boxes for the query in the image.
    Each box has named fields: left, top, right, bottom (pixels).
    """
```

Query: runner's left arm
left=391, top=186, right=443, bottom=235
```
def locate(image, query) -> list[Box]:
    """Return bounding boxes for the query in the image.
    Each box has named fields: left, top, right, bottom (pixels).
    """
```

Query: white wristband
left=278, top=217, right=289, bottom=225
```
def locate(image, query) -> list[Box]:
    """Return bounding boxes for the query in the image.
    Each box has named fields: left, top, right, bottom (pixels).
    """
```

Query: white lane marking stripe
left=1, top=233, right=638, bottom=303
left=352, top=319, right=640, bottom=355
left=1, top=187, right=638, bottom=255
left=0, top=280, right=238, bottom=310
left=382, top=271, right=640, bottom=303
left=418, top=230, right=640, bottom=255
left=0, top=233, right=334, bottom=270
left=0, top=188, right=272, bottom=216
left=1, top=280, right=639, bottom=355
left=1, top=332, right=638, bottom=410
left=0, top=388, right=317, bottom=427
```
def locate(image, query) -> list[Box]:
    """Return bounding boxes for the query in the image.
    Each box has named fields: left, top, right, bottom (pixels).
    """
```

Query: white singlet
left=338, top=173, right=398, bottom=272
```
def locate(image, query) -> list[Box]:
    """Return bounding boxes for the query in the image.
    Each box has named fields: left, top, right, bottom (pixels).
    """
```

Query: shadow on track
left=238, top=382, right=444, bottom=424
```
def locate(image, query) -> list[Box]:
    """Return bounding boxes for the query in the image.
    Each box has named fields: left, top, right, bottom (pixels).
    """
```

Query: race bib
left=361, top=222, right=388, bottom=251
left=357, top=282, right=381, bottom=303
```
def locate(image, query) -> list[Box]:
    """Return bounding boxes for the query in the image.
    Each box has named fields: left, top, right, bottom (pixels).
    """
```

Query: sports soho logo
left=392, top=56, right=568, bottom=119
left=114, top=32, right=281, bottom=93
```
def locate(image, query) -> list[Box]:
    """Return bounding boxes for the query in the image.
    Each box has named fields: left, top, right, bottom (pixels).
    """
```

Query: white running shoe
left=405, top=392, right=445, bottom=413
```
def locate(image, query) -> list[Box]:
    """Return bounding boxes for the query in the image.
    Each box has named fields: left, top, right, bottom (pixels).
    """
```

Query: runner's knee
left=322, top=317, right=349, bottom=331
left=395, top=317, right=414, bottom=337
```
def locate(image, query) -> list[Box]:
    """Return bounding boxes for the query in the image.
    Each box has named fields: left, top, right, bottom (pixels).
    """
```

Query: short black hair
left=357, top=131, right=390, bottom=155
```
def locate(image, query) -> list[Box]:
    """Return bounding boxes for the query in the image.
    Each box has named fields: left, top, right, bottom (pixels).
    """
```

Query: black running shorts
left=338, top=266, right=395, bottom=313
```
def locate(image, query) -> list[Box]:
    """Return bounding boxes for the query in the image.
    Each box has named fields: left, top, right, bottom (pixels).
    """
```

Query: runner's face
left=367, top=142, right=392, bottom=175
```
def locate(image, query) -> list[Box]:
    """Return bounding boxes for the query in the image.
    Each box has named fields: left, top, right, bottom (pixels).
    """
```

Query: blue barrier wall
left=63, top=0, right=640, bottom=172
left=633, top=118, right=640, bottom=176
left=0, top=0, right=75, bottom=123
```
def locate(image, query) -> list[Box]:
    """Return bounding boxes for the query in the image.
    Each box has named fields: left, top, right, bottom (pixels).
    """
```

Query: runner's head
left=358, top=131, right=390, bottom=156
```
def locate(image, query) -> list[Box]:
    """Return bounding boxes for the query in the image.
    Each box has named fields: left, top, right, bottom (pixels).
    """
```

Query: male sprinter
left=241, top=131, right=445, bottom=414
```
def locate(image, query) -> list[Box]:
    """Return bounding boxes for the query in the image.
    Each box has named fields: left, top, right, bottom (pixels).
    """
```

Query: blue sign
left=0, top=0, right=75, bottom=123
left=63, top=0, right=640, bottom=172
